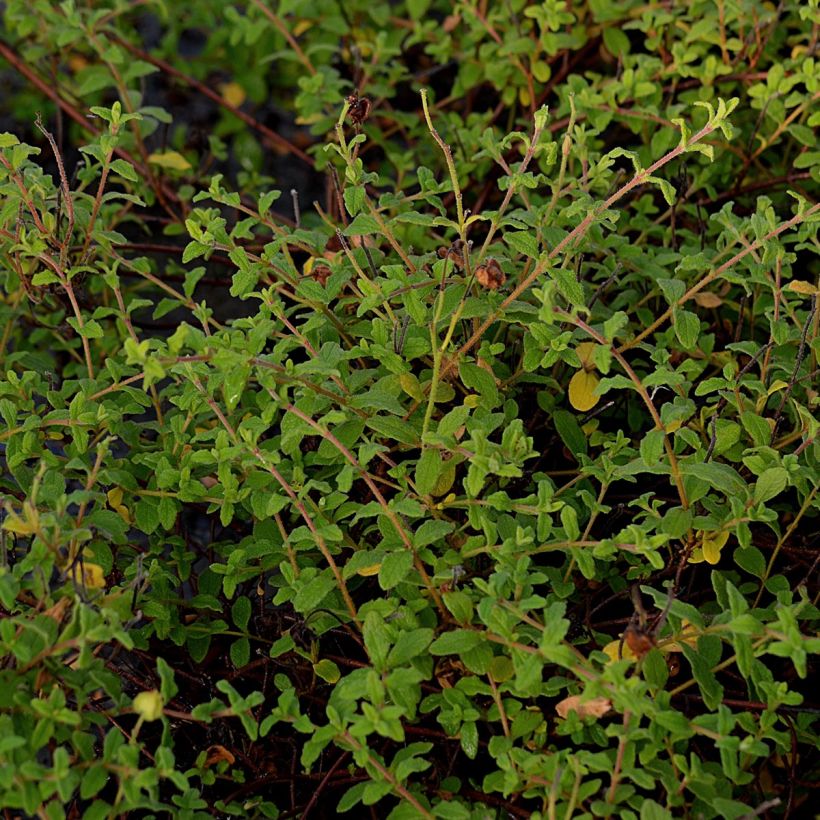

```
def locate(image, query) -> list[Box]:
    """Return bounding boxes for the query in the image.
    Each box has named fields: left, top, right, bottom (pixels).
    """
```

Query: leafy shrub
left=1, top=1, right=818, bottom=817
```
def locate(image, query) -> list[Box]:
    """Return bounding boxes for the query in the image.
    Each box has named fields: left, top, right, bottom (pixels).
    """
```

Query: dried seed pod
left=623, top=623, right=655, bottom=661
left=346, top=94, right=371, bottom=126
left=311, top=264, right=332, bottom=286
left=475, top=258, right=506, bottom=290
left=437, top=238, right=466, bottom=269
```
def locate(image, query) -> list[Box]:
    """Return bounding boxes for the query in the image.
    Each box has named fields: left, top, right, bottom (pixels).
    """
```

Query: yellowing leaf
left=690, top=530, right=730, bottom=564
left=569, top=369, right=600, bottom=412
left=72, top=562, right=107, bottom=589
left=400, top=372, right=423, bottom=401
left=313, top=658, right=341, bottom=683
left=2, top=513, right=36, bottom=535
left=357, top=563, right=382, bottom=577
left=133, top=689, right=164, bottom=721
left=147, top=151, right=191, bottom=172
left=576, top=342, right=596, bottom=367
left=432, top=461, right=456, bottom=497
left=219, top=81, right=246, bottom=108
left=435, top=492, right=457, bottom=510
left=661, top=620, right=699, bottom=653
left=555, top=695, right=611, bottom=719
left=602, top=639, right=637, bottom=663
left=693, top=292, right=723, bottom=308
left=107, top=487, right=131, bottom=524
left=767, top=379, right=789, bottom=396
left=785, top=280, right=818, bottom=296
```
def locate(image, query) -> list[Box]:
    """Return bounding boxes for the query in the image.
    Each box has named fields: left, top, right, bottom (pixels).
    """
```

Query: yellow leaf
left=785, top=280, right=818, bottom=296
left=219, top=81, right=246, bottom=108
left=463, top=394, right=480, bottom=408
left=2, top=513, right=36, bottom=535
left=602, top=639, right=637, bottom=663
left=555, top=695, right=611, bottom=719
left=133, top=690, right=164, bottom=722
left=147, top=151, right=191, bottom=172
left=576, top=342, right=596, bottom=367
left=661, top=620, right=699, bottom=653
left=569, top=369, right=600, bottom=412
left=690, top=530, right=730, bottom=564
left=767, top=379, right=789, bottom=396
left=357, top=563, right=382, bottom=577
left=72, top=562, right=107, bottom=589
left=107, top=487, right=131, bottom=524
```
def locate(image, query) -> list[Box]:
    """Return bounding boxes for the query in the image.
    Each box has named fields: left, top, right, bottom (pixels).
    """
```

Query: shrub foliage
left=0, top=1, right=818, bottom=817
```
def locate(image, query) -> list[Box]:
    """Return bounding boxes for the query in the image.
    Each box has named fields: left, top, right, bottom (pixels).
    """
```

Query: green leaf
left=344, top=213, right=380, bottom=235
left=156, top=657, right=178, bottom=702
left=642, top=648, right=669, bottom=689
left=442, top=590, right=474, bottom=624
left=640, top=799, right=674, bottom=820
left=504, top=230, right=539, bottom=258
left=459, top=362, right=498, bottom=405
left=734, top=546, right=766, bottom=578
left=680, top=461, right=746, bottom=497
left=407, top=0, right=431, bottom=20
left=110, top=158, right=138, bottom=181
left=429, top=629, right=483, bottom=655
left=231, top=596, right=252, bottom=630
left=364, top=612, right=391, bottom=671
left=414, top=519, right=454, bottom=548
left=344, top=185, right=365, bottom=216
left=681, top=642, right=724, bottom=710
left=551, top=266, right=586, bottom=309
left=415, top=448, right=443, bottom=495
left=230, top=637, right=250, bottom=668
left=553, top=409, right=587, bottom=458
left=387, top=628, right=434, bottom=666
left=673, top=308, right=700, bottom=349
left=67, top=317, right=104, bottom=339
left=292, top=573, right=335, bottom=613
left=560, top=505, right=580, bottom=540
left=378, top=551, right=414, bottom=590
left=602, top=26, right=630, bottom=57
left=80, top=765, right=109, bottom=800
left=753, top=467, right=788, bottom=504
left=640, top=428, right=665, bottom=466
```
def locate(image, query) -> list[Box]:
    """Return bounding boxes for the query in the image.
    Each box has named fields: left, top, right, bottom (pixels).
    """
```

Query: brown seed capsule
left=311, top=264, right=332, bottom=286
left=623, top=623, right=655, bottom=661
left=475, top=258, right=506, bottom=290
left=437, top=238, right=466, bottom=270
left=346, top=94, right=371, bottom=126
